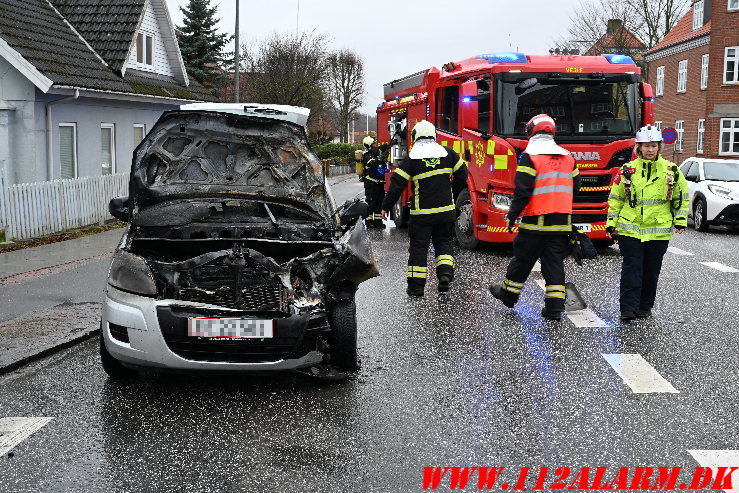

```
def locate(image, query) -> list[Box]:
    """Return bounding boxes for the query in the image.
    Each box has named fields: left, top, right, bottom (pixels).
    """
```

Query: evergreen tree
left=176, top=0, right=232, bottom=87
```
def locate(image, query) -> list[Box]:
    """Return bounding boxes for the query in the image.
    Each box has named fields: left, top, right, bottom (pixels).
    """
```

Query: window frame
left=133, top=123, right=146, bottom=147
left=724, top=46, right=739, bottom=84
left=729, top=0, right=739, bottom=12
left=675, top=120, right=685, bottom=153
left=655, top=66, right=665, bottom=96
left=101, top=123, right=116, bottom=175
left=701, top=54, right=709, bottom=89
left=434, top=84, right=460, bottom=136
left=59, top=123, right=78, bottom=180
left=719, top=118, right=739, bottom=155
left=697, top=119, right=705, bottom=154
left=693, top=0, right=705, bottom=30
left=136, top=32, right=154, bottom=66
left=677, top=60, right=688, bottom=93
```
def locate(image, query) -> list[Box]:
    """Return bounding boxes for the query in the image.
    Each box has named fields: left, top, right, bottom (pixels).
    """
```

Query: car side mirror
left=686, top=175, right=697, bottom=182
left=109, top=196, right=130, bottom=221
left=338, top=199, right=369, bottom=226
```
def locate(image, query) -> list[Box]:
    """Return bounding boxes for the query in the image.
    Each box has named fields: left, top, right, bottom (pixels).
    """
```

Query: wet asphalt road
left=1, top=177, right=739, bottom=492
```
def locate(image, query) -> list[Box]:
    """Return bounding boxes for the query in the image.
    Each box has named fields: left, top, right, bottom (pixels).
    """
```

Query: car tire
left=392, top=197, right=410, bottom=229
left=693, top=198, right=710, bottom=232
left=455, top=188, right=480, bottom=250
left=100, top=331, right=138, bottom=379
left=328, top=296, right=359, bottom=371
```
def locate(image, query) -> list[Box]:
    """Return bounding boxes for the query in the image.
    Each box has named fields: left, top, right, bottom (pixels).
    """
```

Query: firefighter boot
left=489, top=284, right=516, bottom=308
left=438, top=274, right=452, bottom=293
left=541, top=307, right=563, bottom=321
left=407, top=285, right=424, bottom=297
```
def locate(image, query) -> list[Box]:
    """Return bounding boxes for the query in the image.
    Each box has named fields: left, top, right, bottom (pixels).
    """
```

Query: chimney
left=607, top=19, right=623, bottom=34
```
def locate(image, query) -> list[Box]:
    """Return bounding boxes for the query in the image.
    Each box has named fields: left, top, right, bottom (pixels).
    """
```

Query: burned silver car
left=101, top=105, right=377, bottom=377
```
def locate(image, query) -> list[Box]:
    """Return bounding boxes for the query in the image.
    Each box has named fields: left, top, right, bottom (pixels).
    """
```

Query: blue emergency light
left=477, top=52, right=528, bottom=64
left=462, top=96, right=472, bottom=103
left=603, top=54, right=635, bottom=64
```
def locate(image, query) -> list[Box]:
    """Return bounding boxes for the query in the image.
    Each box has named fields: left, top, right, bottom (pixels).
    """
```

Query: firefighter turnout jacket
left=381, top=146, right=468, bottom=225
left=508, top=153, right=581, bottom=234
left=606, top=155, right=689, bottom=241
left=362, top=148, right=387, bottom=184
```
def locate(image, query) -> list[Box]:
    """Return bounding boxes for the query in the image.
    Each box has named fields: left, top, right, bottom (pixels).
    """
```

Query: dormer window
left=692, top=0, right=704, bottom=31
left=136, top=32, right=153, bottom=65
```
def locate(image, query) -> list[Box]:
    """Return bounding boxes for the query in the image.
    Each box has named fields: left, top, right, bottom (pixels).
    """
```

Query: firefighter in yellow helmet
left=381, top=120, right=468, bottom=296
left=361, top=135, right=388, bottom=228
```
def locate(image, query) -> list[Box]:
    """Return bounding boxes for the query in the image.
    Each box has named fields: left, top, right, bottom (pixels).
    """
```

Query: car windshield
left=495, top=74, right=639, bottom=141
left=703, top=161, right=739, bottom=181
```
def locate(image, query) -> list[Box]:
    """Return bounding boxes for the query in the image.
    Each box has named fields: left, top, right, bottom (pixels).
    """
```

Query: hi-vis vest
left=521, top=154, right=575, bottom=216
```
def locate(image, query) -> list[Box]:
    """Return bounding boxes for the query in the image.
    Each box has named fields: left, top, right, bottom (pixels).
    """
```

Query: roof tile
left=646, top=8, right=710, bottom=54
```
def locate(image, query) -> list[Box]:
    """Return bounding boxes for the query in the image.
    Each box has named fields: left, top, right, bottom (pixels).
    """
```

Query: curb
left=0, top=329, right=100, bottom=376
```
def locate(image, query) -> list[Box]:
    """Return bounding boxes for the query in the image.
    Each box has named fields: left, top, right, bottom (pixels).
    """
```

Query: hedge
left=312, top=143, right=363, bottom=164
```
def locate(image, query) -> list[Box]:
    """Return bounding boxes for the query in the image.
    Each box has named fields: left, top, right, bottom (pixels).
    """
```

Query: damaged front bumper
left=102, top=286, right=326, bottom=372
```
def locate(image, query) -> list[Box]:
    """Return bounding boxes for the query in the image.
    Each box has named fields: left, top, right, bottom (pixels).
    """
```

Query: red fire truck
left=377, top=52, right=654, bottom=248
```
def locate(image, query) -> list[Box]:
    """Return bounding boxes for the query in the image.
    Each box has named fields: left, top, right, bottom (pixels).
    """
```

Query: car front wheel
left=100, top=333, right=138, bottom=379
left=694, top=198, right=710, bottom=232
left=328, top=296, right=359, bottom=371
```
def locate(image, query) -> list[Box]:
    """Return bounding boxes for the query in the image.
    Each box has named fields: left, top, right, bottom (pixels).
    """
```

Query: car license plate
left=188, top=318, right=274, bottom=339
left=573, top=223, right=592, bottom=233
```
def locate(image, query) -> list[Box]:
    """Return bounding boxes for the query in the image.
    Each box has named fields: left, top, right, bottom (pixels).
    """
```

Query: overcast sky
left=165, top=0, right=590, bottom=114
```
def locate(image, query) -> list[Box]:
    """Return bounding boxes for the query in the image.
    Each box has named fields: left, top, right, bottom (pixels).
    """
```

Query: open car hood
left=130, top=111, right=330, bottom=220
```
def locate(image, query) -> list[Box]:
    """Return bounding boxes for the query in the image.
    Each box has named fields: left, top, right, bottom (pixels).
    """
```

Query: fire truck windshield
left=495, top=73, right=639, bottom=142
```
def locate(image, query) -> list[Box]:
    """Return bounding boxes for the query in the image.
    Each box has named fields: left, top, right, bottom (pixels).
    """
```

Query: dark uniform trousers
left=363, top=180, right=385, bottom=223
left=407, top=221, right=455, bottom=289
left=617, top=236, right=669, bottom=313
left=502, top=232, right=570, bottom=311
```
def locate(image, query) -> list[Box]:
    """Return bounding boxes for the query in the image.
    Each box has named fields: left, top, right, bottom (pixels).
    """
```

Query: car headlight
left=108, top=250, right=157, bottom=296
left=492, top=193, right=512, bottom=211
left=707, top=184, right=734, bottom=200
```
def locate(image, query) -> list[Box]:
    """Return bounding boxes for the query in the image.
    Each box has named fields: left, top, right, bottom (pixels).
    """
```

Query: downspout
left=46, top=89, right=79, bottom=180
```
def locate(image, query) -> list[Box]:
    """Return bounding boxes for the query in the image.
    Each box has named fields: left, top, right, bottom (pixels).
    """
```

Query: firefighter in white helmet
left=361, top=135, right=388, bottom=228
left=381, top=120, right=468, bottom=296
left=606, top=124, right=688, bottom=322
left=489, top=114, right=581, bottom=320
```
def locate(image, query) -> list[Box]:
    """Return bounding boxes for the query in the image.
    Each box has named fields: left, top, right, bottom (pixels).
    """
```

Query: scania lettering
left=377, top=52, right=654, bottom=247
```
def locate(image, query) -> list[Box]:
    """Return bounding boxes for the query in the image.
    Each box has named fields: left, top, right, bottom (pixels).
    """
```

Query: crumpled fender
left=329, top=220, right=379, bottom=284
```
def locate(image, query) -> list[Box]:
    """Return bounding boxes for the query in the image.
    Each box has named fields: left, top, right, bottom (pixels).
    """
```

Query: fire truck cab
left=377, top=52, right=654, bottom=248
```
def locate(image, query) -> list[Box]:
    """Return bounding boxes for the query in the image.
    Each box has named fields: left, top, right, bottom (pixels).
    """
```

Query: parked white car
left=679, top=158, right=739, bottom=231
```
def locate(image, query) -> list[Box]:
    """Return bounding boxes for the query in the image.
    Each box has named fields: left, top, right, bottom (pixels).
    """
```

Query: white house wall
left=128, top=1, right=175, bottom=77
left=0, top=56, right=38, bottom=186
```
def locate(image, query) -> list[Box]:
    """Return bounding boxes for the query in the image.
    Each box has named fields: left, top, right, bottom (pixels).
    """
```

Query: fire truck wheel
left=455, top=189, right=479, bottom=250
left=392, top=197, right=410, bottom=229
left=328, top=296, right=359, bottom=371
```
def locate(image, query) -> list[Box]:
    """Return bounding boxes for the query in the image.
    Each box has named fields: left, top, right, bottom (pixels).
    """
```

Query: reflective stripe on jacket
left=606, top=155, right=689, bottom=241
left=521, top=154, right=576, bottom=216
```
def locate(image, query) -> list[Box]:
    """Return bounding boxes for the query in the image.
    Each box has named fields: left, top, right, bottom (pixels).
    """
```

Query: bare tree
left=624, top=0, right=691, bottom=49
left=326, top=50, right=365, bottom=143
left=241, top=30, right=329, bottom=123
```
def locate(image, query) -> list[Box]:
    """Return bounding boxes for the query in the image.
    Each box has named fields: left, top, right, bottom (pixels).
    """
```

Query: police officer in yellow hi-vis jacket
left=606, top=124, right=689, bottom=322
left=381, top=120, right=468, bottom=297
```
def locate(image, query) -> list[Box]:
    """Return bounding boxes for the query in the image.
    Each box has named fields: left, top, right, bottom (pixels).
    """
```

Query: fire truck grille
left=575, top=174, right=612, bottom=203
left=572, top=214, right=607, bottom=224
left=178, top=283, right=288, bottom=311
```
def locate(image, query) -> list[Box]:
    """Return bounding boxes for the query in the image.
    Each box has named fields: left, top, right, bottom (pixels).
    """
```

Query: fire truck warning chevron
left=378, top=52, right=653, bottom=247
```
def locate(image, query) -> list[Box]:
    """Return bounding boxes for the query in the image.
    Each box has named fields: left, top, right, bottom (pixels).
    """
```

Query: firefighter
left=489, top=114, right=581, bottom=320
left=606, top=125, right=688, bottom=322
left=381, top=120, right=468, bottom=296
left=362, top=135, right=388, bottom=228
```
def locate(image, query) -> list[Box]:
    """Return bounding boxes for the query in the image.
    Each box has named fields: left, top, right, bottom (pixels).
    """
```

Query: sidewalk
left=0, top=172, right=356, bottom=375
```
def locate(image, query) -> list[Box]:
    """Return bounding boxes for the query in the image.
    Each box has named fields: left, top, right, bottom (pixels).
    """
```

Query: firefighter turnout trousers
left=363, top=180, right=385, bottom=226
left=500, top=232, right=570, bottom=311
left=407, top=221, right=455, bottom=290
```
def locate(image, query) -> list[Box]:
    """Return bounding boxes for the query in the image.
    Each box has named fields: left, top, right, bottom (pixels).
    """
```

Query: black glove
left=606, top=226, right=618, bottom=241
left=505, top=215, right=516, bottom=234
left=675, top=226, right=686, bottom=233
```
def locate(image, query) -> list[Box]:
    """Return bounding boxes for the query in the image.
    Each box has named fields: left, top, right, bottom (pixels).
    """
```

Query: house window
left=675, top=120, right=684, bottom=152
left=655, top=121, right=662, bottom=131
left=101, top=124, right=116, bottom=175
left=725, top=47, right=739, bottom=84
left=59, top=123, right=77, bottom=180
left=701, top=54, right=709, bottom=89
left=133, top=124, right=146, bottom=147
left=656, top=66, right=665, bottom=96
left=730, top=0, right=739, bottom=11
left=720, top=118, right=739, bottom=155
left=697, top=119, right=705, bottom=154
left=693, top=0, right=704, bottom=30
left=136, top=33, right=153, bottom=65
left=677, top=60, right=688, bottom=92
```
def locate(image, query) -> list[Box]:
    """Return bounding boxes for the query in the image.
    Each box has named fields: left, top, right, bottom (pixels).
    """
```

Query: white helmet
left=635, top=125, right=663, bottom=143
left=362, top=136, right=375, bottom=149
left=411, top=120, right=437, bottom=141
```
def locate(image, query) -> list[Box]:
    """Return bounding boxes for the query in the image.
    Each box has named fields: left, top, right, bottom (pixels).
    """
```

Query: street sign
left=662, top=127, right=677, bottom=144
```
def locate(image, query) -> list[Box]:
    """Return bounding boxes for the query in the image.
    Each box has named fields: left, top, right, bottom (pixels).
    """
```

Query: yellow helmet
left=362, top=136, right=375, bottom=149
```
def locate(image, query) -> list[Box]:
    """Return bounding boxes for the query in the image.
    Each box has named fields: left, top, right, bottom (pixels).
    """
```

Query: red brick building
left=645, top=0, right=739, bottom=163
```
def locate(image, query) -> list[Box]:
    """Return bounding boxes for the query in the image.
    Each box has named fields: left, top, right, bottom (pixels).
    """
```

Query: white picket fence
left=0, top=169, right=129, bottom=241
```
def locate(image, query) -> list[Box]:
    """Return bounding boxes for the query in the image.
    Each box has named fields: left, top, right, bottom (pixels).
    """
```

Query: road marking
left=687, top=450, right=739, bottom=493
left=602, top=354, right=678, bottom=393
left=532, top=261, right=541, bottom=272
left=0, top=417, right=53, bottom=455
left=700, top=262, right=739, bottom=273
left=667, top=246, right=694, bottom=256
left=534, top=280, right=606, bottom=326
